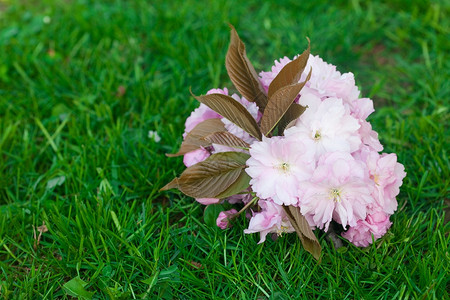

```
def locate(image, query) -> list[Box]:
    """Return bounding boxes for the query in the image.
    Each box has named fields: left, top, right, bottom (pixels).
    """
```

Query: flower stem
left=231, top=196, right=258, bottom=219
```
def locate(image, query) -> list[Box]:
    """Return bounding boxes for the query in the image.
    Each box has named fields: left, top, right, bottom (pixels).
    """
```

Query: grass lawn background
left=0, top=0, right=448, bottom=298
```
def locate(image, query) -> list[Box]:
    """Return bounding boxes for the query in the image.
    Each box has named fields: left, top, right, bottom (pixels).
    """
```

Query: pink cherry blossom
left=183, top=147, right=210, bottom=167
left=183, top=88, right=227, bottom=137
left=246, top=136, right=315, bottom=206
left=299, top=55, right=359, bottom=101
left=364, top=151, right=406, bottom=214
left=348, top=98, right=375, bottom=120
left=184, top=105, right=221, bottom=138
left=299, top=152, right=373, bottom=231
left=285, top=94, right=361, bottom=158
left=342, top=210, right=392, bottom=247
left=173, top=46, right=407, bottom=253
left=259, top=53, right=363, bottom=104
left=207, top=88, right=229, bottom=95
left=259, top=56, right=292, bottom=91
left=216, top=209, right=238, bottom=229
left=211, top=143, right=243, bottom=154
left=358, top=120, right=384, bottom=152
left=244, top=200, right=295, bottom=243
left=196, top=198, right=221, bottom=205
left=226, top=190, right=253, bottom=204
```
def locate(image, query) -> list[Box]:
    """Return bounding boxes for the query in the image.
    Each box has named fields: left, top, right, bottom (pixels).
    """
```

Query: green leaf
left=225, top=25, right=268, bottom=111
left=110, top=210, right=122, bottom=237
left=204, top=204, right=225, bottom=227
left=159, top=265, right=179, bottom=279
left=278, top=103, right=307, bottom=135
left=162, top=152, right=250, bottom=198
left=141, top=270, right=160, bottom=289
left=141, top=265, right=180, bottom=291
left=203, top=131, right=250, bottom=149
left=260, top=69, right=311, bottom=136
left=63, top=277, right=94, bottom=300
left=192, top=92, right=262, bottom=140
left=215, top=169, right=251, bottom=199
left=166, top=118, right=224, bottom=157
left=268, top=38, right=310, bottom=98
left=283, top=206, right=321, bottom=261
left=101, top=265, right=113, bottom=277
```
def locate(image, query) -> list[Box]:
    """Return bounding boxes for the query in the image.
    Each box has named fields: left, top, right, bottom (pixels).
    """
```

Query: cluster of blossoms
left=180, top=53, right=405, bottom=247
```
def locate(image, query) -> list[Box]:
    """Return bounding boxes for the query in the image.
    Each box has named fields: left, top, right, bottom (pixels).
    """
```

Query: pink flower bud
left=216, top=209, right=238, bottom=229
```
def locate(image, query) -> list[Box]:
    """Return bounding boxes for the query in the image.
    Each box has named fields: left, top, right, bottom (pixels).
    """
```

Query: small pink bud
left=216, top=209, right=238, bottom=229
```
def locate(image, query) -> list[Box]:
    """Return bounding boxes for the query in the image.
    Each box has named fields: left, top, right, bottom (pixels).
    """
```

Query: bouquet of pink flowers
left=162, top=26, right=406, bottom=260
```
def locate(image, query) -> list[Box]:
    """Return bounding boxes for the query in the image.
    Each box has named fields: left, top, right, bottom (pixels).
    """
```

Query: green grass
left=0, top=0, right=449, bottom=298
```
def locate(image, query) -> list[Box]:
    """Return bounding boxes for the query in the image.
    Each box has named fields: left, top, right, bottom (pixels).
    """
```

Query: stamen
left=279, top=162, right=290, bottom=173
left=370, top=174, right=380, bottom=185
left=314, top=131, right=321, bottom=140
left=277, top=225, right=289, bottom=236
left=330, top=188, right=341, bottom=202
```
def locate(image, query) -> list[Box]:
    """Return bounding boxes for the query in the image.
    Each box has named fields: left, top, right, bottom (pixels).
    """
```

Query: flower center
left=370, top=174, right=380, bottom=185
left=313, top=130, right=321, bottom=140
left=329, top=188, right=342, bottom=202
left=276, top=225, right=289, bottom=236
left=279, top=162, right=290, bottom=173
